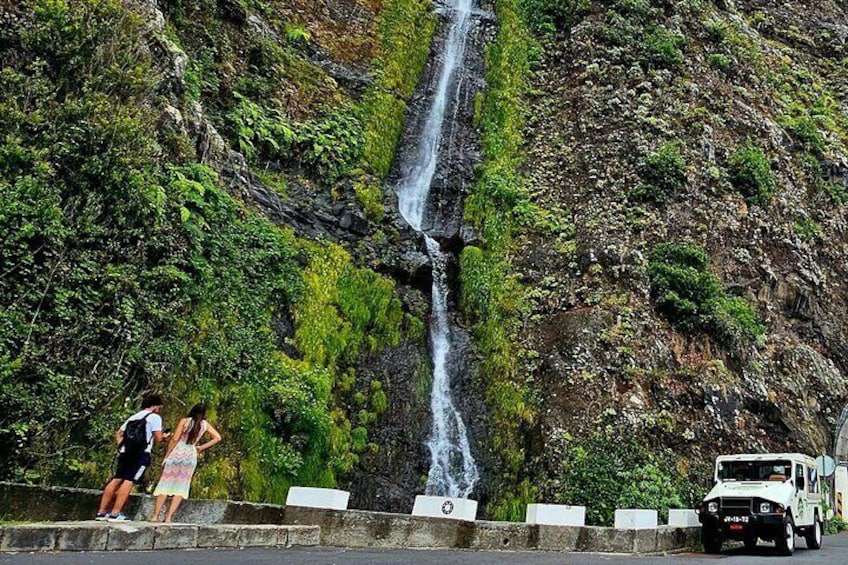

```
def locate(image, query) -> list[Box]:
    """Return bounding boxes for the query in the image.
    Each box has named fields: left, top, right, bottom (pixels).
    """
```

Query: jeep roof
left=715, top=453, right=815, bottom=464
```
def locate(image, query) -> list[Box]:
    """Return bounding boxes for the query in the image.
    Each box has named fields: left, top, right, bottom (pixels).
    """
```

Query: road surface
left=2, top=534, right=846, bottom=564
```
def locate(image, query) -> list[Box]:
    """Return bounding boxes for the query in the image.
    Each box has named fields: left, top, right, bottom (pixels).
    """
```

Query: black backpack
left=122, top=412, right=151, bottom=453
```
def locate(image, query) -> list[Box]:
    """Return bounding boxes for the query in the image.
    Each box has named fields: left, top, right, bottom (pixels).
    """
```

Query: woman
left=151, top=403, right=221, bottom=523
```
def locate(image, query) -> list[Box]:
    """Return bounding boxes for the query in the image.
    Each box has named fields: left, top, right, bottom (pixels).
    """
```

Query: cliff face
left=0, top=0, right=437, bottom=506
left=2, top=0, right=847, bottom=524
left=514, top=0, right=848, bottom=512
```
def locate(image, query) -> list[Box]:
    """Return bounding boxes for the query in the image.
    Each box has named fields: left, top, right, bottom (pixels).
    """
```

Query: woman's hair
left=185, top=403, right=207, bottom=445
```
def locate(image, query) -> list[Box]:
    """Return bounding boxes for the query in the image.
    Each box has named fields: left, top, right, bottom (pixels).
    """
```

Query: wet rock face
left=388, top=6, right=494, bottom=240
left=348, top=341, right=432, bottom=513
left=516, top=0, right=848, bottom=481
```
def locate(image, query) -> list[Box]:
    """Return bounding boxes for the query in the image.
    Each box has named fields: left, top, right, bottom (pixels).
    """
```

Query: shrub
left=708, top=53, right=731, bottom=71
left=641, top=27, right=685, bottom=70
left=707, top=296, right=765, bottom=348
left=519, top=0, right=589, bottom=36
left=727, top=144, right=776, bottom=205
left=297, top=110, right=365, bottom=183
left=792, top=217, right=820, bottom=241
left=632, top=142, right=687, bottom=203
left=228, top=93, right=296, bottom=161
left=779, top=110, right=826, bottom=154
left=648, top=243, right=764, bottom=346
left=704, top=18, right=728, bottom=42
left=553, top=434, right=691, bottom=526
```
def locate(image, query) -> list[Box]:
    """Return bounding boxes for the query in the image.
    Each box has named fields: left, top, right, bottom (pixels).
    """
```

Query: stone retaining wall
left=282, top=507, right=701, bottom=554
left=0, top=484, right=701, bottom=554
left=0, top=522, right=319, bottom=552
left=0, top=482, right=287, bottom=524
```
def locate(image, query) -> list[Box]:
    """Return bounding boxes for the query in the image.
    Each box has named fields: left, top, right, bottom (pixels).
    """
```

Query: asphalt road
left=2, top=534, right=846, bottom=564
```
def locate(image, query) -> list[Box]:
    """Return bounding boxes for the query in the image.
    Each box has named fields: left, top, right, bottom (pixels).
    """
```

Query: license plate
left=723, top=516, right=749, bottom=523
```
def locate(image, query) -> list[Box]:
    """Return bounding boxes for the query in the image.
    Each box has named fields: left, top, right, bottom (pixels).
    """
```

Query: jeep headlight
left=759, top=502, right=771, bottom=513
left=708, top=501, right=719, bottom=513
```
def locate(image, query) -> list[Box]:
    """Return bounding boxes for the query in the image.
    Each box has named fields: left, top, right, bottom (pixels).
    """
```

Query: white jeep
left=698, top=453, right=823, bottom=555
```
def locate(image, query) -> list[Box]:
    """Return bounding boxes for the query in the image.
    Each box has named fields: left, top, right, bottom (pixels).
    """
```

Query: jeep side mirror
left=796, top=476, right=805, bottom=490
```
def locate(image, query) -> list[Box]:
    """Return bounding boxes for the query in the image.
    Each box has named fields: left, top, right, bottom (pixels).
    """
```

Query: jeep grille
left=720, top=497, right=752, bottom=514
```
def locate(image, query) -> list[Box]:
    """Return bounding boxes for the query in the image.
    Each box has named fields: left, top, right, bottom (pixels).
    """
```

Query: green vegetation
left=552, top=434, right=696, bottom=526
left=462, top=0, right=537, bottom=521
left=360, top=0, right=436, bottom=178
left=648, top=244, right=765, bottom=348
left=641, top=27, right=685, bottom=70
left=792, top=217, right=820, bottom=241
left=708, top=52, right=731, bottom=71
left=727, top=144, right=776, bottom=206
left=519, top=0, right=589, bottom=36
left=0, top=0, right=418, bottom=502
left=631, top=142, right=687, bottom=203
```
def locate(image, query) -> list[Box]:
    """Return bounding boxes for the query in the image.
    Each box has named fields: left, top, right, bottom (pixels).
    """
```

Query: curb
left=0, top=522, right=320, bottom=553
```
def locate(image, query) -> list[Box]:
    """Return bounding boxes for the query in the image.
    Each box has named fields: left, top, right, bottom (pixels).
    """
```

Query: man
left=95, top=394, right=166, bottom=521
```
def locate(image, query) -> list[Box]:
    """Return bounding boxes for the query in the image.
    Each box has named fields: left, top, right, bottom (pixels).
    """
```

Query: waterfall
left=396, top=0, right=479, bottom=499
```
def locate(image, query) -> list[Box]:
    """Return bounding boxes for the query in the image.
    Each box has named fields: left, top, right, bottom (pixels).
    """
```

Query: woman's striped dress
left=153, top=420, right=206, bottom=499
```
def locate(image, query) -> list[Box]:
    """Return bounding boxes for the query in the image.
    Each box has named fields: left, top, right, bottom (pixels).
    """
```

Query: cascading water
left=396, top=0, right=479, bottom=499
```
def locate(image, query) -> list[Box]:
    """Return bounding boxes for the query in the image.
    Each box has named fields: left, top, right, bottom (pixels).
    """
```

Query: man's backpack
left=122, top=412, right=151, bottom=453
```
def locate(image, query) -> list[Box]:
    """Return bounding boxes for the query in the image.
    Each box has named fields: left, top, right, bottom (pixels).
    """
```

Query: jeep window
left=807, top=466, right=820, bottom=494
left=717, top=460, right=792, bottom=482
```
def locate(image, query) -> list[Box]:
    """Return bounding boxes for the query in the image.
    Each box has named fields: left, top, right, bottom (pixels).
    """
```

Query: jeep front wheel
left=701, top=527, right=722, bottom=554
left=775, top=516, right=795, bottom=556
left=804, top=515, right=822, bottom=550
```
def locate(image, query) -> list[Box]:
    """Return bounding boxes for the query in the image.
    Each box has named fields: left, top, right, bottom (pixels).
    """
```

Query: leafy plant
left=727, top=144, right=776, bottom=205
left=632, top=142, right=687, bottom=203
left=519, top=0, right=589, bottom=36
left=708, top=53, right=731, bottom=71
left=641, top=27, right=685, bottom=70
left=552, top=434, right=693, bottom=526
left=297, top=110, right=365, bottom=183
left=228, top=92, right=296, bottom=161
left=648, top=243, right=764, bottom=347
left=284, top=24, right=311, bottom=47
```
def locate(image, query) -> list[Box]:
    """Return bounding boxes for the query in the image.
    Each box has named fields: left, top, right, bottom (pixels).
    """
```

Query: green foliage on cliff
left=360, top=0, right=436, bottom=179
left=0, top=0, right=416, bottom=501
left=553, top=434, right=694, bottom=526
left=462, top=0, right=536, bottom=521
left=727, top=144, right=776, bottom=206
left=648, top=243, right=764, bottom=347
left=632, top=142, right=687, bottom=203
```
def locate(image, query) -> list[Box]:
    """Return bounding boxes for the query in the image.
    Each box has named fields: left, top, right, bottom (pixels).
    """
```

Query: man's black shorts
left=114, top=452, right=151, bottom=483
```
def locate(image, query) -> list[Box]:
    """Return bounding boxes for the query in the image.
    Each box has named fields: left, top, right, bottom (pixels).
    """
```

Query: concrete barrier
left=286, top=487, right=350, bottom=510
left=525, top=503, right=585, bottom=526
left=614, top=509, right=658, bottom=529
left=0, top=484, right=701, bottom=554
left=0, top=522, right=319, bottom=553
left=412, top=496, right=477, bottom=522
left=667, top=509, right=700, bottom=528
left=283, top=506, right=699, bottom=554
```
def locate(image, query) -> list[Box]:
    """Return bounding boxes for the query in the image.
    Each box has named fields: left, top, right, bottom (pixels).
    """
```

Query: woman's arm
left=196, top=423, right=222, bottom=453
left=163, top=418, right=185, bottom=459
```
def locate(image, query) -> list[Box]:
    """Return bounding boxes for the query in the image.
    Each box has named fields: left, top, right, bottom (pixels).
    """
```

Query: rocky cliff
left=1, top=0, right=847, bottom=525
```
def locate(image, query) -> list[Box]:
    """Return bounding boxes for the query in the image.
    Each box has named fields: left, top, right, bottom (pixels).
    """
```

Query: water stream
left=395, top=0, right=479, bottom=499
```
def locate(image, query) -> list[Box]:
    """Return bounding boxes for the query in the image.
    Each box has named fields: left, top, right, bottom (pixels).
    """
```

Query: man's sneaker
left=94, top=512, right=109, bottom=521
left=108, top=513, right=131, bottom=522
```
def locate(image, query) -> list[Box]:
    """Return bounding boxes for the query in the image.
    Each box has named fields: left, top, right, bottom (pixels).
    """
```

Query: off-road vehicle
left=698, top=453, right=823, bottom=555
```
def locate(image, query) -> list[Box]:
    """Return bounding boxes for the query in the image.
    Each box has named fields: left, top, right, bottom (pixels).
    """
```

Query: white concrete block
left=667, top=509, right=700, bottom=528
left=285, top=487, right=350, bottom=510
left=525, top=503, right=586, bottom=526
left=614, top=509, right=658, bottom=529
left=412, top=496, right=477, bottom=522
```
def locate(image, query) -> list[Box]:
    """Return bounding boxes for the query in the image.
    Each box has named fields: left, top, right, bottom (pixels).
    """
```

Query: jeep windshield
left=717, top=460, right=792, bottom=482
